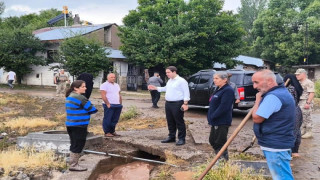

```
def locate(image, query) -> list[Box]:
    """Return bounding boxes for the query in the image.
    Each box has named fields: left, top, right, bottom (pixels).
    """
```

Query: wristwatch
left=306, top=101, right=311, bottom=105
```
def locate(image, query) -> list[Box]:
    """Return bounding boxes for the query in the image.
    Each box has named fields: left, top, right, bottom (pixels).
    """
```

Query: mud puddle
left=96, top=161, right=154, bottom=180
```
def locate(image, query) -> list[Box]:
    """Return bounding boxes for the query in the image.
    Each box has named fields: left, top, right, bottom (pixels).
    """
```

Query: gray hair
left=214, top=71, right=228, bottom=80
left=259, top=69, right=276, bottom=81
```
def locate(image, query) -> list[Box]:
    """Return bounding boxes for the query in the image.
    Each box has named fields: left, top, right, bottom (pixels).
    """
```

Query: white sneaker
left=301, top=132, right=312, bottom=139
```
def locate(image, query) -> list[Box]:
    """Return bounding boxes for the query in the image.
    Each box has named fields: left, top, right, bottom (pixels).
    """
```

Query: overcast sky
left=1, top=0, right=241, bottom=25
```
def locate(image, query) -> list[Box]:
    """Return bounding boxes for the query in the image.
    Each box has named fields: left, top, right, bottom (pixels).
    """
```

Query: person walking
left=6, top=70, right=16, bottom=89
left=148, top=66, right=190, bottom=146
left=208, top=72, right=234, bottom=161
left=100, top=73, right=123, bottom=137
left=252, top=70, right=295, bottom=180
left=65, top=80, right=98, bottom=171
left=54, top=69, right=70, bottom=97
left=148, top=72, right=163, bottom=108
left=284, top=74, right=303, bottom=158
left=77, top=73, right=94, bottom=99
left=295, top=68, right=315, bottom=139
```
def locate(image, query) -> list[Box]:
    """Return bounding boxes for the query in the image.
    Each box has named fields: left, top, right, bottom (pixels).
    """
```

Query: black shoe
left=161, top=137, right=175, bottom=143
left=176, top=139, right=185, bottom=146
left=152, top=105, right=159, bottom=108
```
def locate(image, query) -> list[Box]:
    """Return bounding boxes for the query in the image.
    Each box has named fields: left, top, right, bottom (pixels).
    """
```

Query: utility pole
left=63, top=6, right=68, bottom=27
left=304, top=22, right=309, bottom=65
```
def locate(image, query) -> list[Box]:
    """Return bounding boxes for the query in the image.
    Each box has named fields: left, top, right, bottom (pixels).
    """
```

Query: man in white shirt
left=148, top=66, right=190, bottom=146
left=6, top=71, right=16, bottom=89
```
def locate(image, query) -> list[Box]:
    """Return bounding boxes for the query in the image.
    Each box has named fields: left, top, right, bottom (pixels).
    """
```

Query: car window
left=188, top=75, right=199, bottom=86
left=243, top=74, right=253, bottom=85
left=199, top=74, right=211, bottom=84
left=230, top=74, right=242, bottom=86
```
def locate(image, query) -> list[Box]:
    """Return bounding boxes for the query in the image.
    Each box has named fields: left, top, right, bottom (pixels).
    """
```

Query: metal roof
left=35, top=24, right=112, bottom=41
left=106, top=48, right=126, bottom=59
left=233, top=55, right=264, bottom=67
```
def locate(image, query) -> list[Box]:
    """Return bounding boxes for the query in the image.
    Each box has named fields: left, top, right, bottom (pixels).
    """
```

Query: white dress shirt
left=157, top=75, right=190, bottom=101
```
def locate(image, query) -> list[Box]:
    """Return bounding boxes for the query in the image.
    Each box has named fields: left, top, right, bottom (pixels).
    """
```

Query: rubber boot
left=69, top=152, right=87, bottom=171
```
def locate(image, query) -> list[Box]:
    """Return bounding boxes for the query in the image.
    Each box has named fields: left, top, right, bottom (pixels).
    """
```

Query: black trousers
left=209, top=125, right=229, bottom=152
left=150, top=90, right=160, bottom=106
left=67, top=126, right=88, bottom=153
left=165, top=101, right=186, bottom=140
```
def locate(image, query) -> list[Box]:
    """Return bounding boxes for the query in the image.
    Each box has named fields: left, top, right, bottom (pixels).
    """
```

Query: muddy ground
left=0, top=86, right=319, bottom=179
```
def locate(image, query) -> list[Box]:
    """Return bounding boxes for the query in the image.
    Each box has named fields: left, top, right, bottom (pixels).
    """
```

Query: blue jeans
left=102, top=104, right=123, bottom=134
left=263, top=150, right=294, bottom=180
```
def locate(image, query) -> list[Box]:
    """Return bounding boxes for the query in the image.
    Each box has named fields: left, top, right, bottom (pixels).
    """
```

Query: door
left=195, top=74, right=213, bottom=106
left=188, top=75, right=200, bottom=105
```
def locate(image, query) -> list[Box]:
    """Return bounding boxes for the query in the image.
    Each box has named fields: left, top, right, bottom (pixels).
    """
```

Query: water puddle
left=97, top=161, right=154, bottom=180
left=89, top=151, right=164, bottom=180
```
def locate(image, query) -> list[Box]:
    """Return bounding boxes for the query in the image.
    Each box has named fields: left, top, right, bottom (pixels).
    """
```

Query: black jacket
left=207, top=84, right=234, bottom=126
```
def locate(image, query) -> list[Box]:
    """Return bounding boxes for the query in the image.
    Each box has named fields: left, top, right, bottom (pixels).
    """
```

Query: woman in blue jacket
left=65, top=80, right=98, bottom=171
left=208, top=71, right=235, bottom=161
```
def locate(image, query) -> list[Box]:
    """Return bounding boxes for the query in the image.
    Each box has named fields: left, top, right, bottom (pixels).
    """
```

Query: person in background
left=227, top=73, right=240, bottom=104
left=295, top=68, right=315, bottom=139
left=65, top=80, right=98, bottom=171
left=77, top=73, right=94, bottom=99
left=148, top=72, right=163, bottom=108
left=100, top=73, right=123, bottom=137
left=207, top=71, right=234, bottom=161
left=148, top=66, right=190, bottom=146
left=252, top=70, right=295, bottom=180
left=284, top=74, right=303, bottom=158
left=54, top=69, right=70, bottom=97
left=6, top=70, right=16, bottom=89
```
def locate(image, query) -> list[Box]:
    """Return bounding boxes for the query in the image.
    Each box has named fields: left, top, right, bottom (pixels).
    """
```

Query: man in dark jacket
left=252, top=70, right=295, bottom=180
left=207, top=71, right=235, bottom=161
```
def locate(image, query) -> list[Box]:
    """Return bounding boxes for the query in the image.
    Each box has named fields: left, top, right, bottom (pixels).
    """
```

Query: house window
left=47, top=50, right=58, bottom=63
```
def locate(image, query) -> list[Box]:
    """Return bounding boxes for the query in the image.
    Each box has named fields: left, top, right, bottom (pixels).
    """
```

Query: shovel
left=241, top=136, right=256, bottom=153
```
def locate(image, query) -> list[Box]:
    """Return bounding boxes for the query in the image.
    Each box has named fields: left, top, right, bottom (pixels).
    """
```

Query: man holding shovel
left=252, top=70, right=295, bottom=180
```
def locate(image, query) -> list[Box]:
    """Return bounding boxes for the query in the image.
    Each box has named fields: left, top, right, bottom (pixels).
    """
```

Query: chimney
left=74, top=14, right=80, bottom=25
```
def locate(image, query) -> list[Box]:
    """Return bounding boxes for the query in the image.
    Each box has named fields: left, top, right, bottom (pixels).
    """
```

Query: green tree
left=0, top=9, right=73, bottom=31
left=119, top=0, right=245, bottom=75
left=57, top=36, right=110, bottom=77
left=238, top=0, right=267, bottom=54
left=252, top=0, right=320, bottom=66
left=0, top=29, right=45, bottom=83
left=0, top=1, right=4, bottom=16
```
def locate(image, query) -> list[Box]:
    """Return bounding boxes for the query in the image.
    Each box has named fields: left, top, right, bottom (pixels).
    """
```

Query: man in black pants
left=148, top=72, right=163, bottom=108
left=148, top=66, right=190, bottom=146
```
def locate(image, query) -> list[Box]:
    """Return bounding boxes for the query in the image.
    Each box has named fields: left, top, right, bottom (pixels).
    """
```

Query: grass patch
left=120, top=106, right=139, bottom=121
left=194, top=161, right=266, bottom=180
left=88, top=124, right=104, bottom=135
left=230, top=153, right=264, bottom=161
left=153, top=165, right=173, bottom=180
left=0, top=147, right=65, bottom=176
left=54, top=113, right=66, bottom=122
left=0, top=111, right=20, bottom=119
left=4, top=117, right=59, bottom=135
left=117, top=117, right=167, bottom=131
